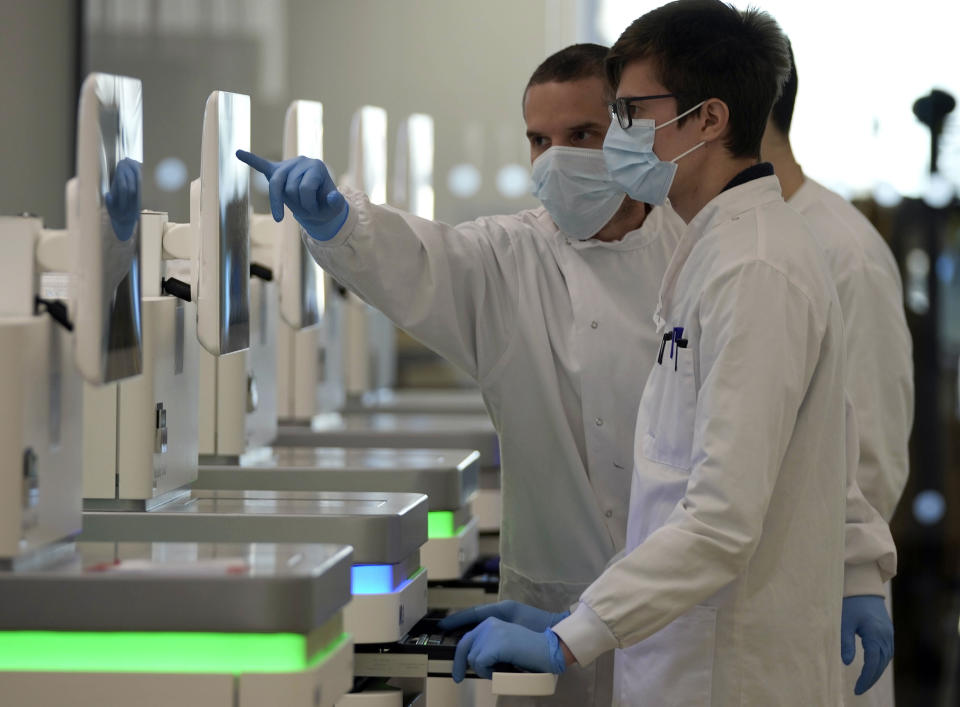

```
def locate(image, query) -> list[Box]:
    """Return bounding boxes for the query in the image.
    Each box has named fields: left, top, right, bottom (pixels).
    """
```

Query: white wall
left=284, top=0, right=550, bottom=224
left=82, top=0, right=576, bottom=225
left=0, top=0, right=77, bottom=228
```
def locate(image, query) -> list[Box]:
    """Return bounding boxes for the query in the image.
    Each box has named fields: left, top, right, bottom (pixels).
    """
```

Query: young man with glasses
left=439, top=2, right=896, bottom=704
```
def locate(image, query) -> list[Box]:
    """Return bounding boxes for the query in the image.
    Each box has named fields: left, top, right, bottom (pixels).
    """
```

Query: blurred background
left=1, top=1, right=958, bottom=702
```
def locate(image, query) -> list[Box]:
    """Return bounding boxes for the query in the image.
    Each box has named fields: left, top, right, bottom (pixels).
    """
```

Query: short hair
left=769, top=40, right=798, bottom=136
left=523, top=43, right=611, bottom=108
left=605, top=0, right=791, bottom=158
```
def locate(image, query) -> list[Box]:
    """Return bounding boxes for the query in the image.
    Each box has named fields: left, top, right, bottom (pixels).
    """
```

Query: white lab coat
left=790, top=178, right=914, bottom=707
left=552, top=176, right=897, bottom=706
left=304, top=189, right=683, bottom=705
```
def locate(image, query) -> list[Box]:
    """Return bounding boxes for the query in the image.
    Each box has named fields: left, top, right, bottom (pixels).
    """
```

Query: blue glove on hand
left=451, top=618, right=567, bottom=682
left=439, top=600, right=570, bottom=633
left=104, top=158, right=141, bottom=242
left=236, top=150, right=349, bottom=241
left=841, top=595, right=894, bottom=695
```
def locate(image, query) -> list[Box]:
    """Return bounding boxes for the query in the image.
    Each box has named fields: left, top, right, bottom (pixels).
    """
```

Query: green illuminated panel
left=0, top=631, right=349, bottom=675
left=429, top=510, right=468, bottom=539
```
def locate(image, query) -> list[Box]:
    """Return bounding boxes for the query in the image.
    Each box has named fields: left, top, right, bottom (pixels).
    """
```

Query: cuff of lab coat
left=551, top=602, right=618, bottom=667
left=843, top=562, right=885, bottom=598
left=303, top=187, right=362, bottom=249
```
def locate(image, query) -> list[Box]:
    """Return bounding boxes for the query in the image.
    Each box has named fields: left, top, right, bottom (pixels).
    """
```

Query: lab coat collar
left=569, top=226, right=656, bottom=252
left=653, top=175, right=783, bottom=333
left=567, top=203, right=671, bottom=252
left=785, top=176, right=820, bottom=211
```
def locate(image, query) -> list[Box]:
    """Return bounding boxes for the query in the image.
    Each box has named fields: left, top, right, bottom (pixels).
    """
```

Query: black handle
left=162, top=277, right=192, bottom=302
left=34, top=297, right=74, bottom=332
left=250, top=263, right=274, bottom=281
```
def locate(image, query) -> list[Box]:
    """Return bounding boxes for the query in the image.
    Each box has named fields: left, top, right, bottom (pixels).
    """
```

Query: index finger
left=236, top=149, right=276, bottom=178
left=438, top=607, right=481, bottom=631
left=452, top=627, right=479, bottom=683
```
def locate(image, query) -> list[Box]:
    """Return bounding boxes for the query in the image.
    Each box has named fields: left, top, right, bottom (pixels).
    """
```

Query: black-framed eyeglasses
left=609, top=94, right=676, bottom=129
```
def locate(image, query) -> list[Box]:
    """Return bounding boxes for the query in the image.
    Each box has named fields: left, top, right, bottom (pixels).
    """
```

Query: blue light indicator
left=351, top=565, right=395, bottom=595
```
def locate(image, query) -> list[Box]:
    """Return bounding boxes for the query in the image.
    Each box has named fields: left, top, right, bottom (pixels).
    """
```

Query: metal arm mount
left=0, top=179, right=77, bottom=328
left=138, top=178, right=200, bottom=300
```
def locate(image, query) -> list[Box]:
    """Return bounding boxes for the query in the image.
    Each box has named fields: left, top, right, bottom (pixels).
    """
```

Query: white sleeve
left=554, top=261, right=826, bottom=665
left=304, top=187, right=522, bottom=381
left=838, top=262, right=914, bottom=522
left=837, top=262, right=907, bottom=594
left=842, top=393, right=897, bottom=597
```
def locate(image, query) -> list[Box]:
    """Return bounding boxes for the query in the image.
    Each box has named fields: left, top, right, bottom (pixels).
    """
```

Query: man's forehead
left=524, top=78, right=609, bottom=129
left=615, top=59, right=666, bottom=97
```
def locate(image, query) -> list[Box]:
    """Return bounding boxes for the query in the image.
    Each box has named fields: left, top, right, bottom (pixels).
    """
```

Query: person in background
left=239, top=43, right=683, bottom=705
left=438, top=2, right=897, bottom=703
left=761, top=42, right=914, bottom=705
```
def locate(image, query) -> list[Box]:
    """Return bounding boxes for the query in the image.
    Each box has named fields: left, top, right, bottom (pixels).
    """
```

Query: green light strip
left=0, top=631, right=349, bottom=675
left=429, top=510, right=468, bottom=539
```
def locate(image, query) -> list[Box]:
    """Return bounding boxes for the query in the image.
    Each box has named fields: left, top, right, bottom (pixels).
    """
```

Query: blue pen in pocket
left=672, top=326, right=688, bottom=371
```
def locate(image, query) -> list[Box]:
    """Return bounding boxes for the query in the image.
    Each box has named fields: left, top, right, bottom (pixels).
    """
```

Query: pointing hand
left=236, top=150, right=348, bottom=241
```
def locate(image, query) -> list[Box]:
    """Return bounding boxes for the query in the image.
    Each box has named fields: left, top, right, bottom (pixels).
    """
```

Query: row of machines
left=0, top=73, right=542, bottom=706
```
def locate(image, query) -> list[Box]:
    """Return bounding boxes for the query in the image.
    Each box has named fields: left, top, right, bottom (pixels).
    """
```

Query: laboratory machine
left=0, top=73, right=355, bottom=707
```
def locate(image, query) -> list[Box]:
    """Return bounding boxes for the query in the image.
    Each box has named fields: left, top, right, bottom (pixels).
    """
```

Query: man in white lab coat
left=240, top=43, right=683, bottom=705
left=761, top=46, right=914, bottom=705
left=436, top=2, right=897, bottom=704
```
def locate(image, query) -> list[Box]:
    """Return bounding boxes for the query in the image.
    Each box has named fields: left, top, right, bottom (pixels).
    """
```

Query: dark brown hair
left=524, top=43, right=611, bottom=109
left=606, top=0, right=790, bottom=158
left=769, top=40, right=798, bottom=136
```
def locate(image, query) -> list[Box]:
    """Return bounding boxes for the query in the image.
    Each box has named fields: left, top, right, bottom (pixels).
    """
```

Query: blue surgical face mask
left=602, top=101, right=706, bottom=205
left=531, top=146, right=627, bottom=240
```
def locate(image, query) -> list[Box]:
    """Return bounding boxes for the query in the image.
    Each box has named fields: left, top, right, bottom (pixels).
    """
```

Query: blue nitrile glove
left=841, top=595, right=894, bottom=695
left=104, top=158, right=141, bottom=242
left=439, top=600, right=569, bottom=633
left=236, top=150, right=349, bottom=241
left=451, top=617, right=567, bottom=682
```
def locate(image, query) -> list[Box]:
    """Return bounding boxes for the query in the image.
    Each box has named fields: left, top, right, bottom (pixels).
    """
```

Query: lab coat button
left=591, top=320, right=599, bottom=329
left=605, top=510, right=613, bottom=518
left=595, top=417, right=603, bottom=426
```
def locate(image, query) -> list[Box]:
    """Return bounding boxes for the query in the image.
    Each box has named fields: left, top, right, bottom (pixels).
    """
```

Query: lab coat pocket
left=614, top=604, right=717, bottom=707
left=642, top=347, right=697, bottom=470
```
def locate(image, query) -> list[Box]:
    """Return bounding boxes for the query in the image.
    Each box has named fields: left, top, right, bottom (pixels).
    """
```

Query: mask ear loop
left=654, top=100, right=708, bottom=163
left=669, top=141, right=706, bottom=163
left=654, top=100, right=707, bottom=131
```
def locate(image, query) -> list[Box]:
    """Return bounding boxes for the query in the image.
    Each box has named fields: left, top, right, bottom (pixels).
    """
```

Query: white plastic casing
left=0, top=217, right=39, bottom=319
left=79, top=382, right=119, bottom=500
left=343, top=569, right=428, bottom=645
left=279, top=100, right=324, bottom=331
left=340, top=106, right=396, bottom=396
left=277, top=323, right=319, bottom=420
left=244, top=275, right=279, bottom=448
left=420, top=518, right=479, bottom=582
left=73, top=73, right=144, bottom=385
left=0, top=216, right=83, bottom=562
left=112, top=297, right=200, bottom=500
left=198, top=275, right=278, bottom=458
left=276, top=99, right=345, bottom=420
left=85, top=209, right=198, bottom=505
left=0, top=315, right=82, bottom=561
left=196, top=90, right=251, bottom=357
left=335, top=689, right=403, bottom=707
left=391, top=114, right=435, bottom=220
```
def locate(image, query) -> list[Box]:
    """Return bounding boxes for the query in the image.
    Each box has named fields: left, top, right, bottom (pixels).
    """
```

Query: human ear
left=699, top=98, right=729, bottom=143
